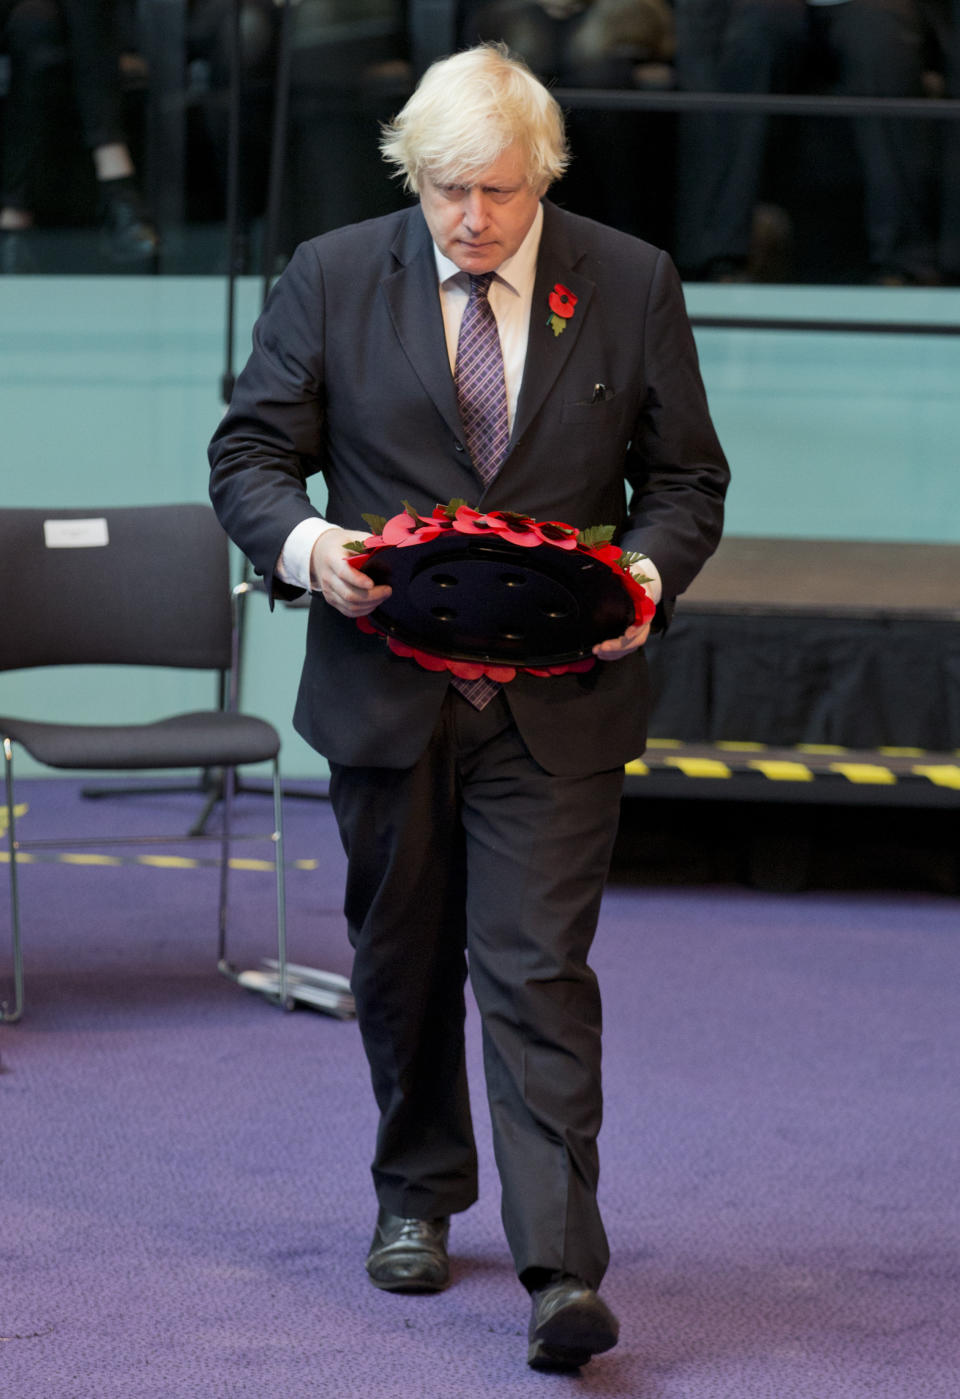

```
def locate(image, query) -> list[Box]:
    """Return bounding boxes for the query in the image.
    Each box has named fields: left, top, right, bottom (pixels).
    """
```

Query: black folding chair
left=0, top=503, right=289, bottom=1023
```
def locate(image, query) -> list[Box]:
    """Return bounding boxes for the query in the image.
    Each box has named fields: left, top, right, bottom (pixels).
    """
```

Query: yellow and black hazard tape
left=626, top=739, right=960, bottom=790
left=0, top=804, right=317, bottom=871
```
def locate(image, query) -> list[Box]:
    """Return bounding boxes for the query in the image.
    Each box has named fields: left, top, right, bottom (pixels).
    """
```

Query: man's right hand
left=309, top=527, right=392, bottom=618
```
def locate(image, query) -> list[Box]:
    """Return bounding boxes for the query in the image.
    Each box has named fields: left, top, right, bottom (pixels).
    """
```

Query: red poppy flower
left=386, top=637, right=517, bottom=683
left=450, top=506, right=497, bottom=535
left=485, top=511, right=542, bottom=548
left=534, top=521, right=580, bottom=550
left=586, top=541, right=623, bottom=567
left=548, top=283, right=577, bottom=319
left=381, top=511, right=447, bottom=547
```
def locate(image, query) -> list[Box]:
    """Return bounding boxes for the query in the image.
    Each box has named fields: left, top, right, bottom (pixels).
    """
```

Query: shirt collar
left=433, top=201, right=544, bottom=295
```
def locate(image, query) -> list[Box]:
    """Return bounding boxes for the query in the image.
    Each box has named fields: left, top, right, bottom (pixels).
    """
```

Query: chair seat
left=0, top=710, right=281, bottom=770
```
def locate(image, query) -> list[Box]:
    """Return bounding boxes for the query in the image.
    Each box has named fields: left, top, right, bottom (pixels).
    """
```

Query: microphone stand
left=84, top=3, right=316, bottom=829
left=82, top=0, right=246, bottom=831
left=216, top=0, right=353, bottom=1017
left=227, top=0, right=328, bottom=809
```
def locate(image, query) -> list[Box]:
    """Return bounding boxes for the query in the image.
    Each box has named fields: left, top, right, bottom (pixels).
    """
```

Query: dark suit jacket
left=209, top=199, right=729, bottom=775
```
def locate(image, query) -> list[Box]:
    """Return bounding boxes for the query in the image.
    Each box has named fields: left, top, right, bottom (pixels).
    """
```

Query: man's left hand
left=592, top=621, right=651, bottom=660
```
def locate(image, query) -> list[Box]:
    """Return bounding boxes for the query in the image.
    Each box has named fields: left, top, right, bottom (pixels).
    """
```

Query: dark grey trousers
left=329, top=688, right=625, bottom=1290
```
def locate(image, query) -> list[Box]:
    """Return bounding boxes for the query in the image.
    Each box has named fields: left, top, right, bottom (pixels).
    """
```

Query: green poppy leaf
left=578, top=525, right=615, bottom=548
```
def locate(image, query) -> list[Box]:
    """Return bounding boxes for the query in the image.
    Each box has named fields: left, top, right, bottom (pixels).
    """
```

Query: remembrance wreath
left=344, top=499, right=656, bottom=683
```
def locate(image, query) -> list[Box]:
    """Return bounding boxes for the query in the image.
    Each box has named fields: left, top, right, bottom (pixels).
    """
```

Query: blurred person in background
left=185, top=0, right=278, bottom=231
left=672, top=0, right=939, bottom=284
left=461, top=0, right=676, bottom=238
left=0, top=0, right=157, bottom=272
left=460, top=0, right=675, bottom=87
left=919, top=0, right=960, bottom=280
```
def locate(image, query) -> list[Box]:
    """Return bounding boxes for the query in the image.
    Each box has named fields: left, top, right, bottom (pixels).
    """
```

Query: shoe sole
left=367, top=1272, right=449, bottom=1294
left=528, top=1297, right=618, bottom=1370
left=528, top=1339, right=595, bottom=1371
left=365, top=1250, right=449, bottom=1293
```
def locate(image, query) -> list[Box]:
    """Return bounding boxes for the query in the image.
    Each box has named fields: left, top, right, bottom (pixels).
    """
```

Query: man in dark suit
left=209, top=41, right=728, bottom=1372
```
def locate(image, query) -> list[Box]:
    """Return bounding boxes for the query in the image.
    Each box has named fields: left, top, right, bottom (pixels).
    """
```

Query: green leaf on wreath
left=497, top=511, right=534, bottom=531
left=439, top=497, right=469, bottom=519
left=361, top=512, right=387, bottom=536
left=343, top=540, right=368, bottom=554
left=578, top=525, right=615, bottom=549
left=619, top=550, right=652, bottom=580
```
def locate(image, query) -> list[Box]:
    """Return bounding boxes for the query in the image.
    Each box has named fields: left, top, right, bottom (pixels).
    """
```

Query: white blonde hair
left=380, top=43, right=569, bottom=195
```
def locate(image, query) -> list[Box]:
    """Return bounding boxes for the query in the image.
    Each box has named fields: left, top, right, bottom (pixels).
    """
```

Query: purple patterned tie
left=455, top=273, right=509, bottom=487
left=452, top=272, right=509, bottom=708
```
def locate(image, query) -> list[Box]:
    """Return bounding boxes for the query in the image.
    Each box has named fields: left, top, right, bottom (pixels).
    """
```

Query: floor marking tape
left=828, top=763, right=897, bottom=785
left=0, top=851, right=318, bottom=872
left=664, top=757, right=732, bottom=779
left=912, top=765, right=960, bottom=790
left=624, top=748, right=960, bottom=789
left=748, top=760, right=815, bottom=782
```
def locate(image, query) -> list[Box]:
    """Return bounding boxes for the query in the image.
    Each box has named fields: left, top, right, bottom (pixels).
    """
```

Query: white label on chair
left=43, top=518, right=110, bottom=548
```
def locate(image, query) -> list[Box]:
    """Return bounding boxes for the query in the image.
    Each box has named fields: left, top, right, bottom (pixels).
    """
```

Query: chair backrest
left=0, top=504, right=234, bottom=674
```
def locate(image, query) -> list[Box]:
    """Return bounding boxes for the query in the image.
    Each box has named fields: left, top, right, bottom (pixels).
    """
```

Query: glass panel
left=2, top=1, right=958, bottom=779
left=1, top=1, right=957, bottom=285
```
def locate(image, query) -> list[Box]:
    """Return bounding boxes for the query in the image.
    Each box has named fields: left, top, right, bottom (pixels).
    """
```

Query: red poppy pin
left=547, top=283, right=577, bottom=337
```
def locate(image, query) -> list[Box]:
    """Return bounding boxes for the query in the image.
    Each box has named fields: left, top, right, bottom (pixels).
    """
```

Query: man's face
left=419, top=144, right=545, bottom=274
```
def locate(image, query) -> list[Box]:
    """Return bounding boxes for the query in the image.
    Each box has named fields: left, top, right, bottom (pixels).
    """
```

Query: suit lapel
left=510, top=202, right=595, bottom=453
left=380, top=209, right=463, bottom=442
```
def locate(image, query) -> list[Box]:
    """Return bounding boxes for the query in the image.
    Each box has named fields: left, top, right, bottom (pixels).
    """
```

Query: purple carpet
left=2, top=779, right=958, bottom=1397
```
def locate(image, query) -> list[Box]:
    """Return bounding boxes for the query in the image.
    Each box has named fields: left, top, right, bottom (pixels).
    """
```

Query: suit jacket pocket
left=561, top=395, right=617, bottom=425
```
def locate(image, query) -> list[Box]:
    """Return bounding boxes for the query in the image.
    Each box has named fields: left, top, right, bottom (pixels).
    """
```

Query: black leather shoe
left=365, top=1208, right=450, bottom=1292
left=527, top=1275, right=619, bottom=1370
left=98, top=178, right=159, bottom=265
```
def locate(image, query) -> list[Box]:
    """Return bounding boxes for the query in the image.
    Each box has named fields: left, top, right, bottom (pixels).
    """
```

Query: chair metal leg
left=217, top=760, right=293, bottom=1011
left=216, top=761, right=237, bottom=972
left=2, top=739, right=24, bottom=1024
left=1, top=746, right=298, bottom=1024
left=270, top=756, right=289, bottom=1008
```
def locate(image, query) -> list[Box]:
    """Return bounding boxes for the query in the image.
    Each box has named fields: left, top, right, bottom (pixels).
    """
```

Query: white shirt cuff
left=276, top=516, right=336, bottom=592
left=629, top=554, right=662, bottom=605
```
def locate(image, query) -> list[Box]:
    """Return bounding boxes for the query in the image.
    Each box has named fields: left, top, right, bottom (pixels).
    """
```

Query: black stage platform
left=637, top=536, right=960, bottom=810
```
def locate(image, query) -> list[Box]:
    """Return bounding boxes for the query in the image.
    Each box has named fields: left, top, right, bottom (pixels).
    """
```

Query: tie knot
left=469, top=272, right=495, bottom=300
